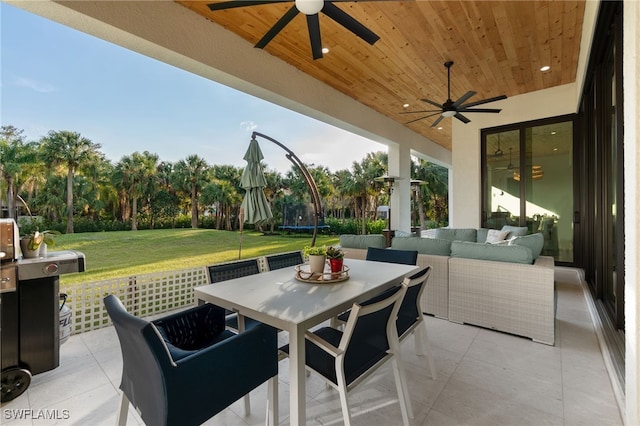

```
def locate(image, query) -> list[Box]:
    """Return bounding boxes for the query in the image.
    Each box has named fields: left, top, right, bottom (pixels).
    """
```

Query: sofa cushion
left=509, top=232, right=544, bottom=260
left=501, top=225, right=529, bottom=238
left=434, top=228, right=477, bottom=242
left=392, top=236, right=452, bottom=256
left=476, top=228, right=490, bottom=243
left=450, top=241, right=533, bottom=264
left=339, top=234, right=386, bottom=249
left=486, top=229, right=510, bottom=243
left=394, top=230, right=414, bottom=238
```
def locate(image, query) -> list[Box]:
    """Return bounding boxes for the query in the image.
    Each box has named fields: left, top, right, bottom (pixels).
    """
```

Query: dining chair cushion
left=152, top=304, right=235, bottom=361
left=283, top=289, right=399, bottom=386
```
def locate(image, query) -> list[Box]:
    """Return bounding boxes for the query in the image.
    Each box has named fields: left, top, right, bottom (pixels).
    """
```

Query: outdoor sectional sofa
left=339, top=228, right=556, bottom=345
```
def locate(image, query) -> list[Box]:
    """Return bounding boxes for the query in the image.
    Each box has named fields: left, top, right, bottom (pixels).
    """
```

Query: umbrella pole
left=239, top=208, right=245, bottom=259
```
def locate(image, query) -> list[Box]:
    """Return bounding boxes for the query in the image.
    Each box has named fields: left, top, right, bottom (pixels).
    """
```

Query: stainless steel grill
left=1, top=249, right=85, bottom=402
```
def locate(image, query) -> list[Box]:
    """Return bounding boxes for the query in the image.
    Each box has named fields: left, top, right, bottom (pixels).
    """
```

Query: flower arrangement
left=303, top=245, right=327, bottom=258
left=326, top=246, right=344, bottom=260
left=24, top=230, right=60, bottom=251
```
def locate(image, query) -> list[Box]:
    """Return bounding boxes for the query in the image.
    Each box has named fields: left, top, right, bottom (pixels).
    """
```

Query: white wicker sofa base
left=448, top=255, right=555, bottom=345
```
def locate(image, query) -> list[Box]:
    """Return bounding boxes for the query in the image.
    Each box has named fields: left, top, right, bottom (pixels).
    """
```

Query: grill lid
left=17, top=250, right=85, bottom=281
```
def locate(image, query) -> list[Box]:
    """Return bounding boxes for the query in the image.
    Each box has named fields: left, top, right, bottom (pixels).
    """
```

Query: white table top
left=194, top=258, right=419, bottom=331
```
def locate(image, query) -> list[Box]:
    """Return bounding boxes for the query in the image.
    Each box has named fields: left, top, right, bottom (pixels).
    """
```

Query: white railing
left=60, top=253, right=295, bottom=335
left=60, top=266, right=210, bottom=334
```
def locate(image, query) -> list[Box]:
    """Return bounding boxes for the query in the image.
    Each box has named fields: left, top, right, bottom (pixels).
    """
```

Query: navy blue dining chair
left=104, top=295, right=279, bottom=426
left=280, top=283, right=412, bottom=426
left=265, top=250, right=304, bottom=271
left=365, top=246, right=418, bottom=265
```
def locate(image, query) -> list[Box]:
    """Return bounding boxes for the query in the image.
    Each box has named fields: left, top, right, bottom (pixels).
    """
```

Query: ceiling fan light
left=442, top=110, right=456, bottom=118
left=295, top=0, right=324, bottom=15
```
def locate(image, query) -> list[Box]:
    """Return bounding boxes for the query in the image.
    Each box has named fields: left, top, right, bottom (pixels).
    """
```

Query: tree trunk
left=417, top=190, right=426, bottom=230
left=5, top=177, right=16, bottom=219
left=360, top=191, right=367, bottom=235
left=191, top=186, right=198, bottom=228
left=131, top=195, right=138, bottom=231
left=66, top=166, right=74, bottom=233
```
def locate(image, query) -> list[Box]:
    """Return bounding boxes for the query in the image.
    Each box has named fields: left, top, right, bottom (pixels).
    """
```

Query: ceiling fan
left=402, top=61, right=508, bottom=127
left=207, top=0, right=380, bottom=60
left=493, top=147, right=517, bottom=171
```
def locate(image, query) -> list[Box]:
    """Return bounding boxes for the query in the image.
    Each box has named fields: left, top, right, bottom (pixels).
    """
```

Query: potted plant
left=20, top=230, right=60, bottom=258
left=326, top=246, right=344, bottom=274
left=304, top=245, right=327, bottom=274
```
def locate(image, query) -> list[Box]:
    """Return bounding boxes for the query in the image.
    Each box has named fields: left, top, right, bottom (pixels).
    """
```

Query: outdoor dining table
left=194, top=258, right=419, bottom=426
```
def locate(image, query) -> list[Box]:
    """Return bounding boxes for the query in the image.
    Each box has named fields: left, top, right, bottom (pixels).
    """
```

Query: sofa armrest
left=448, top=257, right=555, bottom=345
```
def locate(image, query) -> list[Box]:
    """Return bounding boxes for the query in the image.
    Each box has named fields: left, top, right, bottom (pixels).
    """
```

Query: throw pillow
left=509, top=232, right=544, bottom=260
left=485, top=229, right=510, bottom=243
left=501, top=225, right=529, bottom=238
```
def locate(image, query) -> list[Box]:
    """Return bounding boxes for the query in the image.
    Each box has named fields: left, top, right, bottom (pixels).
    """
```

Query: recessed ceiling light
left=540, top=65, right=551, bottom=72
left=554, top=148, right=558, bottom=151
left=437, top=127, right=443, bottom=130
left=403, top=103, right=410, bottom=108
left=551, top=131, right=557, bottom=135
left=321, top=47, right=329, bottom=54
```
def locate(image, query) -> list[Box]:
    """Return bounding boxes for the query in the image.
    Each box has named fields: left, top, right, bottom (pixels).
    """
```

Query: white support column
left=387, top=143, right=412, bottom=232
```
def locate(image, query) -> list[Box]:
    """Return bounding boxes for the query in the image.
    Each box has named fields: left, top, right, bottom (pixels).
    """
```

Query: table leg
left=289, top=327, right=306, bottom=426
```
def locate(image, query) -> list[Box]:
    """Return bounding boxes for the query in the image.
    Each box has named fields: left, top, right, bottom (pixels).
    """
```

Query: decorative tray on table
left=294, top=264, right=350, bottom=284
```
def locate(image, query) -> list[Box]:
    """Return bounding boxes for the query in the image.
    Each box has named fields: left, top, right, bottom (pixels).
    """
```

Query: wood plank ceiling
left=177, top=0, right=585, bottom=151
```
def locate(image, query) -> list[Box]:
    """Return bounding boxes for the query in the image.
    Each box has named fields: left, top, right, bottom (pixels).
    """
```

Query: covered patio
left=3, top=1, right=639, bottom=424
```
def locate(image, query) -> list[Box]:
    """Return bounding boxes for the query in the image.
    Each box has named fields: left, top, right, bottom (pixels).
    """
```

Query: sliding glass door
left=482, top=116, right=575, bottom=264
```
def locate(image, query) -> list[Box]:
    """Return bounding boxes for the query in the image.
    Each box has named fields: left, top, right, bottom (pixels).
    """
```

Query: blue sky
left=0, top=3, right=385, bottom=174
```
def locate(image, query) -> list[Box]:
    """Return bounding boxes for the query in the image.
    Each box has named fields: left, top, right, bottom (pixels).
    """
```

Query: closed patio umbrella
left=240, top=138, right=273, bottom=226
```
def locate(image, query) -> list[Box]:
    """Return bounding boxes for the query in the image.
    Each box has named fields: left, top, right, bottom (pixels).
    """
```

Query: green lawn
left=53, top=229, right=339, bottom=285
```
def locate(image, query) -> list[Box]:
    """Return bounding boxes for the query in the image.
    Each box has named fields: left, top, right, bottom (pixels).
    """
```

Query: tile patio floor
left=1, top=268, right=623, bottom=425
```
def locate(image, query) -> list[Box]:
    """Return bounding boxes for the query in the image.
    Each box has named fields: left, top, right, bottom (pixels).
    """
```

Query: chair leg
left=336, top=376, right=352, bottom=426
left=391, top=358, right=411, bottom=426
left=265, top=375, right=279, bottom=426
left=243, top=394, right=251, bottom=417
left=116, top=393, right=129, bottom=426
left=417, top=322, right=437, bottom=380
left=394, top=350, right=414, bottom=420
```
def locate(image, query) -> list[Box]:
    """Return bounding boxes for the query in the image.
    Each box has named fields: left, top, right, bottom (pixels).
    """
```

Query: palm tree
left=201, top=179, right=241, bottom=231
left=173, top=155, right=209, bottom=228
left=0, top=126, right=39, bottom=218
left=39, top=130, right=102, bottom=233
left=330, top=169, right=355, bottom=219
left=113, top=151, right=159, bottom=230
left=351, top=152, right=386, bottom=234
left=412, top=158, right=448, bottom=228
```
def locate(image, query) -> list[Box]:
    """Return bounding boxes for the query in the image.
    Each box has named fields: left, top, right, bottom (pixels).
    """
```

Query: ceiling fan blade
left=207, top=1, right=284, bottom=11
left=461, top=94, right=507, bottom=108
left=255, top=6, right=299, bottom=49
left=458, top=108, right=502, bottom=113
left=430, top=115, right=445, bottom=128
left=451, top=91, right=476, bottom=108
left=420, top=98, right=443, bottom=109
left=307, top=14, right=323, bottom=59
left=406, top=112, right=441, bottom=124
left=321, top=2, right=380, bottom=45
left=454, top=113, right=470, bottom=124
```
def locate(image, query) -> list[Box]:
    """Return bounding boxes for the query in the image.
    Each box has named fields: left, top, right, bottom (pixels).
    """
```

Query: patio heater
left=410, top=179, right=425, bottom=235
left=374, top=175, right=401, bottom=247
left=251, top=132, right=323, bottom=247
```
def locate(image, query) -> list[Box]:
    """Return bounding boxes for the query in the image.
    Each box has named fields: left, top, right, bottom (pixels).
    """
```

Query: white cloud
left=240, top=121, right=258, bottom=132
left=14, top=77, right=56, bottom=93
